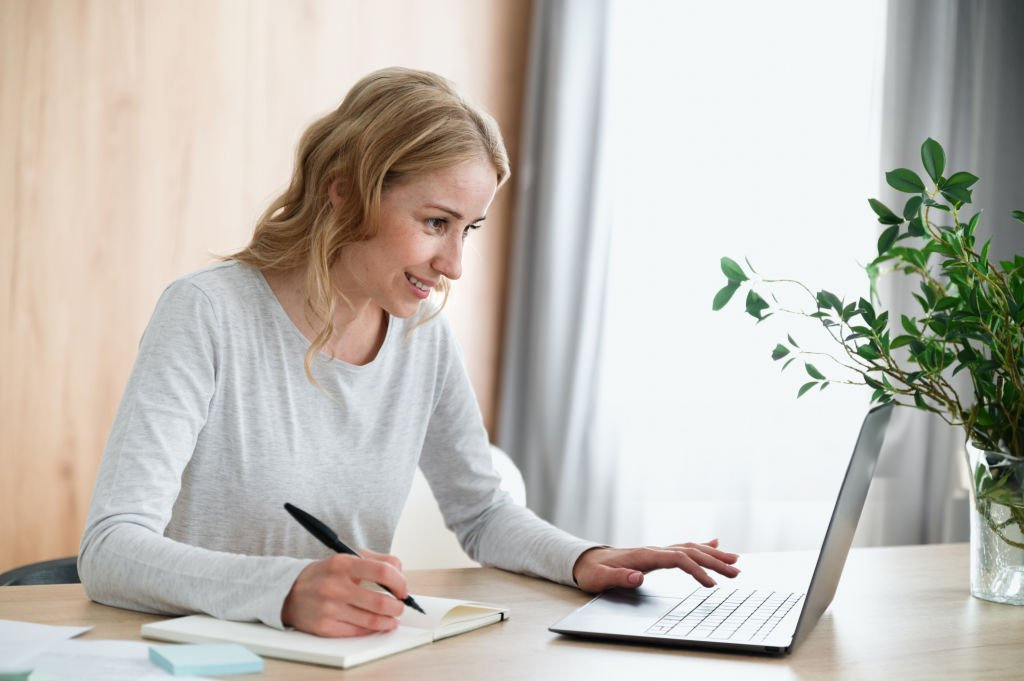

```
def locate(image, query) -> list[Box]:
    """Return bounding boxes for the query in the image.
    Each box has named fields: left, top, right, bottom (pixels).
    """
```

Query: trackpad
left=581, top=591, right=678, bottom=618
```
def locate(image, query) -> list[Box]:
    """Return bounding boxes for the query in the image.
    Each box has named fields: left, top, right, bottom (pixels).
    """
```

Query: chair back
left=0, top=556, right=80, bottom=586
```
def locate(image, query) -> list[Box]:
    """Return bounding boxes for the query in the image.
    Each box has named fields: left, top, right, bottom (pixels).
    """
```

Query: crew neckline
left=248, top=263, right=395, bottom=371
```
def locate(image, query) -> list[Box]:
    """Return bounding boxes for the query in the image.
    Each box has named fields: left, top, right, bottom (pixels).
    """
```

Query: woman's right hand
left=281, top=550, right=410, bottom=637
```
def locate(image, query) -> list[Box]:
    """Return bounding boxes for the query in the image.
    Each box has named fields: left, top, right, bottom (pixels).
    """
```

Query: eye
left=426, top=217, right=448, bottom=232
left=463, top=224, right=481, bottom=238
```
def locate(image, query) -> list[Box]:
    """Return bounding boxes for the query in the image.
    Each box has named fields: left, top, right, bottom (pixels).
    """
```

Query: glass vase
left=969, top=448, right=1024, bottom=605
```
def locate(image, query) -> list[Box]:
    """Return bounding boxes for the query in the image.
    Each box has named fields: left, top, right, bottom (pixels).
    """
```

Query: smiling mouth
left=406, top=274, right=432, bottom=292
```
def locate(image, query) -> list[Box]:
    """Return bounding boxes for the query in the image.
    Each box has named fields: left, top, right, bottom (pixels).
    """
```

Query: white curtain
left=502, top=0, right=890, bottom=551
left=497, top=0, right=627, bottom=543
left=865, top=0, right=1024, bottom=546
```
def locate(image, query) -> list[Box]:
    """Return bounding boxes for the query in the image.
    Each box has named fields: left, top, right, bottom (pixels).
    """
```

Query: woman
left=79, top=67, right=739, bottom=637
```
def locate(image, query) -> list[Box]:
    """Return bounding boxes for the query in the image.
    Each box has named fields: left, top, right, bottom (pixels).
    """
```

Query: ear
left=327, top=178, right=344, bottom=208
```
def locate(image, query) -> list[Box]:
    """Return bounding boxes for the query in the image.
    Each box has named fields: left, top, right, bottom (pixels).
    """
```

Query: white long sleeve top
left=79, top=261, right=595, bottom=628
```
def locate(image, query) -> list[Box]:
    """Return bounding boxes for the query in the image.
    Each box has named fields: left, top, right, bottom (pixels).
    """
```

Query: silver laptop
left=550, top=403, right=893, bottom=655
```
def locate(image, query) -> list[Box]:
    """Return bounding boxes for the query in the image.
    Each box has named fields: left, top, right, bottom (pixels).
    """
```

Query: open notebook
left=141, top=595, right=508, bottom=669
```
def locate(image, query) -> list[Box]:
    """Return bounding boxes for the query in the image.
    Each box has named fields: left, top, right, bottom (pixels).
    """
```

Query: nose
left=432, top=232, right=464, bottom=280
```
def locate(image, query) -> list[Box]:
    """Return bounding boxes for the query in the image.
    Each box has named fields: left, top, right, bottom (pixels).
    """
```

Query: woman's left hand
left=571, top=539, right=740, bottom=593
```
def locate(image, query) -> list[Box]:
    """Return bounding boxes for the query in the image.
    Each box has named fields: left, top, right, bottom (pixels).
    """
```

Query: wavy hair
left=230, top=67, right=510, bottom=383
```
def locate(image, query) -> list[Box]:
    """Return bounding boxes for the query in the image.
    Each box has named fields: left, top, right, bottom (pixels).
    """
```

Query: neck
left=264, top=265, right=387, bottom=366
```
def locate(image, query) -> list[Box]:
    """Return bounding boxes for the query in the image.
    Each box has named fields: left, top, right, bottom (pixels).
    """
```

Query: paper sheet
left=0, top=620, right=91, bottom=671
left=0, top=620, right=212, bottom=681
left=20, top=640, right=213, bottom=681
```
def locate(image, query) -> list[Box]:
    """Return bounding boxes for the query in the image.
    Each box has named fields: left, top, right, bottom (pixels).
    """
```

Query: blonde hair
left=230, top=67, right=510, bottom=383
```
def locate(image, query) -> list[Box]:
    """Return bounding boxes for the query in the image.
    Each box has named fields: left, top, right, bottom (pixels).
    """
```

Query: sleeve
left=78, top=279, right=310, bottom=628
left=417, top=324, right=599, bottom=586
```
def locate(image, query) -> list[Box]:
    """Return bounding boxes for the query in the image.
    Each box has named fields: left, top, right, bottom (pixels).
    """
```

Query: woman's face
left=334, top=159, right=498, bottom=319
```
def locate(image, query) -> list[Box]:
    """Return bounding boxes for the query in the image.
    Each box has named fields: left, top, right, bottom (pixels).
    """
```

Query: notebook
left=549, top=403, right=894, bottom=655
left=141, top=595, right=508, bottom=669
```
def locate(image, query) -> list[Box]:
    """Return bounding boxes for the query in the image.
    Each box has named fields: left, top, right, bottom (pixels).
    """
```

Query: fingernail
left=628, top=572, right=643, bottom=585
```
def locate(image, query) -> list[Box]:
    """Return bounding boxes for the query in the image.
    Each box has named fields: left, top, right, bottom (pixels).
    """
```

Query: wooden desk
left=1, top=544, right=1021, bottom=680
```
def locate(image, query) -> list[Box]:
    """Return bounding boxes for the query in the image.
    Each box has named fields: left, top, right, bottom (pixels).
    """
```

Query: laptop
left=549, top=403, right=894, bottom=655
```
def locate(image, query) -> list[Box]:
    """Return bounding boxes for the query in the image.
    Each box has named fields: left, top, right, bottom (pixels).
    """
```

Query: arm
left=418, top=320, right=740, bottom=591
left=417, top=325, right=598, bottom=585
left=78, top=278, right=308, bottom=628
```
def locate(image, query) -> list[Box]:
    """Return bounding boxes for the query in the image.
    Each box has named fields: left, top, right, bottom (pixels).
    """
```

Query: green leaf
left=941, top=185, right=972, bottom=205
left=745, top=289, right=770, bottom=321
left=868, top=199, right=903, bottom=225
left=913, top=392, right=938, bottom=413
left=858, top=298, right=877, bottom=326
left=890, top=335, right=915, bottom=349
left=877, top=224, right=900, bottom=255
left=771, top=344, right=790, bottom=361
left=721, top=257, right=748, bottom=282
left=919, top=281, right=937, bottom=308
left=797, top=381, right=818, bottom=398
left=712, top=281, right=741, bottom=311
left=857, top=344, right=881, bottom=360
left=864, top=375, right=885, bottom=390
left=900, top=315, right=918, bottom=335
left=787, top=334, right=799, bottom=348
left=967, top=210, right=982, bottom=239
left=817, top=290, right=843, bottom=312
left=943, top=171, right=979, bottom=189
left=903, top=195, right=924, bottom=221
left=907, top=217, right=926, bottom=237
left=805, top=363, right=825, bottom=380
left=1012, top=209, right=1024, bottom=224
left=921, top=138, right=946, bottom=183
left=886, top=168, right=926, bottom=193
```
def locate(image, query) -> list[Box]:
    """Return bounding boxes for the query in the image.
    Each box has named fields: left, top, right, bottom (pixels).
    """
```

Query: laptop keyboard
left=646, top=587, right=804, bottom=642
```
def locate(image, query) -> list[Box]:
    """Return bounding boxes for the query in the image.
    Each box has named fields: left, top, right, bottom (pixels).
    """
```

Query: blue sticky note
left=148, top=643, right=263, bottom=676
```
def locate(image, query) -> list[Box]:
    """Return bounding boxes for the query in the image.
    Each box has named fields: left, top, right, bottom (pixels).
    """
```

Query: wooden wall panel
left=0, top=0, right=531, bottom=573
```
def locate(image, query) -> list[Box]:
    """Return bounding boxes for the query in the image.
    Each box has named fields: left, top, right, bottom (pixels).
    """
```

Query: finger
left=582, top=564, right=645, bottom=592
left=341, top=556, right=411, bottom=601
left=618, top=547, right=720, bottom=587
left=682, top=547, right=742, bottom=578
left=340, top=581, right=407, bottom=619
left=360, top=548, right=403, bottom=572
left=330, top=600, right=403, bottom=633
left=303, top=614, right=378, bottom=638
left=666, top=542, right=740, bottom=565
left=606, top=546, right=710, bottom=574
left=673, top=551, right=717, bottom=587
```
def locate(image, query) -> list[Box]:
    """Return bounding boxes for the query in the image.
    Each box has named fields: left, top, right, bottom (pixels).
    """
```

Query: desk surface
left=1, top=544, right=1021, bottom=680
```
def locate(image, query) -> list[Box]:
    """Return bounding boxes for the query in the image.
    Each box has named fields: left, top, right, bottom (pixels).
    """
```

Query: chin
left=386, top=301, right=424, bottom=319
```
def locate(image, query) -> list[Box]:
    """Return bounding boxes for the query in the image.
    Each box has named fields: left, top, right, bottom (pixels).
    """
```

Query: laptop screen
left=791, top=403, right=894, bottom=647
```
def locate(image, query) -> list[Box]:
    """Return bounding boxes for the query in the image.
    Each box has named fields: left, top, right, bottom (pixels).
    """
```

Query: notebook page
left=400, top=595, right=509, bottom=640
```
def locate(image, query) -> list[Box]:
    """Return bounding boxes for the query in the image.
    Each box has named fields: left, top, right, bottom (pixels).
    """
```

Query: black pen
left=284, top=502, right=426, bottom=615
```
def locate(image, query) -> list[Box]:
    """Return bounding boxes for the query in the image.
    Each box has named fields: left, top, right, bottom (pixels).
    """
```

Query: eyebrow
left=426, top=204, right=487, bottom=223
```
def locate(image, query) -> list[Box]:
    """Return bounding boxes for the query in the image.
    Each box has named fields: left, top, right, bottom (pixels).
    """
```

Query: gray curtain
left=868, top=0, right=1024, bottom=545
left=497, top=0, right=622, bottom=542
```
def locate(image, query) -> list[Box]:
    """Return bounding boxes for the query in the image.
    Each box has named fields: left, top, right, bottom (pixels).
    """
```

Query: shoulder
left=156, top=261, right=266, bottom=315
left=144, top=261, right=270, bottom=341
left=168, top=260, right=261, bottom=300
